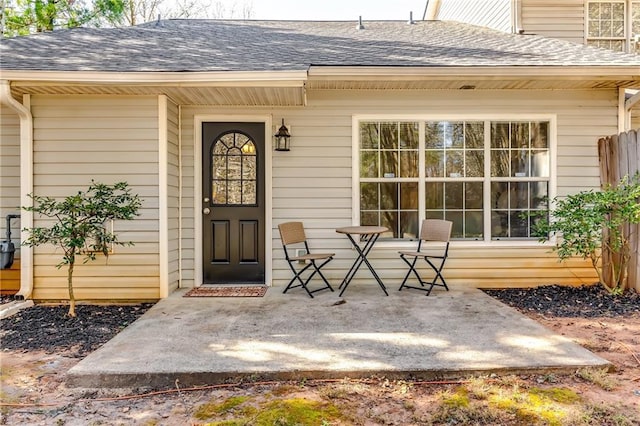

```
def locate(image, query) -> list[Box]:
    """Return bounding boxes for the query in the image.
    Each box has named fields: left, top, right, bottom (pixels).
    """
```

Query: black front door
left=202, top=122, right=265, bottom=284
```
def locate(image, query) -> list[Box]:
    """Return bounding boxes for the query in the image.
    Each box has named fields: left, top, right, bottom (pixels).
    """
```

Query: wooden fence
left=597, top=129, right=640, bottom=291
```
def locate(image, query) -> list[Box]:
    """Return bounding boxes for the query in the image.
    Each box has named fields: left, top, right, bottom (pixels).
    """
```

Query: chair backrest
left=278, top=222, right=307, bottom=246
left=420, top=219, right=453, bottom=243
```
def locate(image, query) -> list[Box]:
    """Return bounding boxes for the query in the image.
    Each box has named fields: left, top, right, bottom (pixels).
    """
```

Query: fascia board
left=0, top=70, right=308, bottom=87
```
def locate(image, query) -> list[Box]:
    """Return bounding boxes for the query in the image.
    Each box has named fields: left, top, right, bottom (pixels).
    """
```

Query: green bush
left=533, top=174, right=640, bottom=294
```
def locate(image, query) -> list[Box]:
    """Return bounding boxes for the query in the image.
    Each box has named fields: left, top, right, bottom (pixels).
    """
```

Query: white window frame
left=585, top=0, right=640, bottom=53
left=351, top=114, right=557, bottom=248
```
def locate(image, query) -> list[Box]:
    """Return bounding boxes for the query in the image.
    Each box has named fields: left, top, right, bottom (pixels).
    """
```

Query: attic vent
left=356, top=16, right=364, bottom=30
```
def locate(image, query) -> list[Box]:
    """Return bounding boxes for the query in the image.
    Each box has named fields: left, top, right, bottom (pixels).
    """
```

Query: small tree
left=534, top=175, right=640, bottom=294
left=22, top=181, right=141, bottom=317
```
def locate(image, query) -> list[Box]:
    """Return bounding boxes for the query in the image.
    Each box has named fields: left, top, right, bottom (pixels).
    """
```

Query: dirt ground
left=2, top=313, right=639, bottom=425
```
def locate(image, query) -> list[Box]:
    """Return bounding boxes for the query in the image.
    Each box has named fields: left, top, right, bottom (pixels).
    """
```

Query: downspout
left=0, top=80, right=33, bottom=299
left=512, top=0, right=523, bottom=34
left=178, top=104, right=183, bottom=288
left=623, top=89, right=640, bottom=131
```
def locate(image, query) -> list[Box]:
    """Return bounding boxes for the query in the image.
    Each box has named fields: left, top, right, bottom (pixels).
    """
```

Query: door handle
left=203, top=207, right=211, bottom=215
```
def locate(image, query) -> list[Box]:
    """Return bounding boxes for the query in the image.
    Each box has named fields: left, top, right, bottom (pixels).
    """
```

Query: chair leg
left=399, top=255, right=420, bottom=291
left=283, top=257, right=334, bottom=298
left=399, top=255, right=449, bottom=296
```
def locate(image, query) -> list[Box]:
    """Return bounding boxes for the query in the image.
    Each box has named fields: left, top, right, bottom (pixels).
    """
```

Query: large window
left=587, top=0, right=640, bottom=53
left=358, top=119, right=552, bottom=242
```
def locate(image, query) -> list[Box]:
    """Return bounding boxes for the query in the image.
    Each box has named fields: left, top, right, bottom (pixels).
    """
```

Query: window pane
left=212, top=181, right=226, bottom=204
left=360, top=151, right=379, bottom=178
left=465, top=211, right=483, bottom=239
left=425, top=122, right=443, bottom=148
left=491, top=150, right=510, bottom=177
left=513, top=182, right=529, bottom=209
left=426, top=182, right=444, bottom=209
left=491, top=123, right=510, bottom=148
left=360, top=211, right=378, bottom=227
left=381, top=211, right=399, bottom=238
left=531, top=122, right=548, bottom=148
left=426, top=210, right=444, bottom=219
left=381, top=151, right=398, bottom=177
left=446, top=150, right=464, bottom=177
left=450, top=122, right=464, bottom=148
left=400, top=182, right=418, bottom=209
left=242, top=156, right=256, bottom=179
left=360, top=182, right=379, bottom=210
left=510, top=211, right=528, bottom=237
left=445, top=182, right=463, bottom=209
left=243, top=181, right=256, bottom=204
left=228, top=180, right=242, bottom=204
left=400, top=122, right=419, bottom=149
left=227, top=154, right=242, bottom=179
left=465, top=150, right=484, bottom=177
left=213, top=155, right=226, bottom=179
left=465, top=182, right=483, bottom=209
left=492, top=181, right=509, bottom=209
left=491, top=211, right=509, bottom=238
left=530, top=181, right=548, bottom=209
left=399, top=151, right=419, bottom=177
left=380, top=182, right=398, bottom=210
left=445, top=211, right=464, bottom=238
left=511, top=150, right=530, bottom=177
left=426, top=151, right=444, bottom=177
left=531, top=150, right=549, bottom=177
left=465, top=122, right=484, bottom=148
left=360, top=123, right=379, bottom=149
left=400, top=211, right=419, bottom=239
left=511, top=123, right=529, bottom=148
left=380, top=123, right=398, bottom=149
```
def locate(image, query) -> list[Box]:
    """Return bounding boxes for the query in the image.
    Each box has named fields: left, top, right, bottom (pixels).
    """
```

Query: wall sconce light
left=274, top=119, right=291, bottom=152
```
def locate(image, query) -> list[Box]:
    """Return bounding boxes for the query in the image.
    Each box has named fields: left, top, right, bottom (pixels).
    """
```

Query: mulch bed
left=183, top=286, right=267, bottom=297
left=483, top=285, right=640, bottom=317
left=0, top=304, right=154, bottom=355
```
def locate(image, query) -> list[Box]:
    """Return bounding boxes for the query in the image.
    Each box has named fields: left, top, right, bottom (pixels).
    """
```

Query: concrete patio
left=66, top=284, right=609, bottom=388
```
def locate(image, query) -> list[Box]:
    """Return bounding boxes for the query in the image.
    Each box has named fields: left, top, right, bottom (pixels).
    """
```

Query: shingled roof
left=2, top=19, right=639, bottom=72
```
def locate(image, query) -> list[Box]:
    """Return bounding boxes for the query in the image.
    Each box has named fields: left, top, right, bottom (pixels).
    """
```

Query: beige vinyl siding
left=166, top=99, right=180, bottom=292
left=437, top=0, right=512, bottom=32
left=31, top=95, right=160, bottom=301
left=180, top=88, right=612, bottom=290
left=0, top=104, right=21, bottom=240
left=521, top=0, right=586, bottom=43
left=0, top=105, right=21, bottom=293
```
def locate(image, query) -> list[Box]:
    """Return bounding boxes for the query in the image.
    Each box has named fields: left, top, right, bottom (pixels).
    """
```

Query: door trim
left=194, top=115, right=273, bottom=287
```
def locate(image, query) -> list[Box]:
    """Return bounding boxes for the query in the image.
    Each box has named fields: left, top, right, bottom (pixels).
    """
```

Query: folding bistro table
left=335, top=226, right=389, bottom=296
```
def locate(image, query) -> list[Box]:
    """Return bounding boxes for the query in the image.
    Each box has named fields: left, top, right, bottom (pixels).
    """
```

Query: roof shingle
left=1, top=19, right=639, bottom=72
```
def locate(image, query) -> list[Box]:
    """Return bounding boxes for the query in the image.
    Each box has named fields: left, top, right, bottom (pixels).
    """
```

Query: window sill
left=371, top=239, right=554, bottom=250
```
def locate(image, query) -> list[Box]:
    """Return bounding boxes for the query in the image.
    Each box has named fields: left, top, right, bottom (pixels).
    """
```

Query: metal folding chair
left=398, top=219, right=453, bottom=295
left=278, top=222, right=335, bottom=298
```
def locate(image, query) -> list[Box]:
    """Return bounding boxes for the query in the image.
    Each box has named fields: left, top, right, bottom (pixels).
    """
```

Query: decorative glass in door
left=211, top=132, right=257, bottom=206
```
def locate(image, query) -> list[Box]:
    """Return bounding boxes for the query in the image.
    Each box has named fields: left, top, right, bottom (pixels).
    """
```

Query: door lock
left=203, top=207, right=211, bottom=215
left=203, top=197, right=210, bottom=203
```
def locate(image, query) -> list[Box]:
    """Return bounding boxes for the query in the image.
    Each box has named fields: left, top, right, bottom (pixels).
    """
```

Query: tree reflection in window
left=211, top=132, right=257, bottom=205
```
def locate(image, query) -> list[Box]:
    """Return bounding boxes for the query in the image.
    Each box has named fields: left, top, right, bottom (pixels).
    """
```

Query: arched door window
left=211, top=131, right=257, bottom=205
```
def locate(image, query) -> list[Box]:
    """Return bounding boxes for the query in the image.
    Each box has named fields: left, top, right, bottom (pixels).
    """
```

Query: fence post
left=598, top=130, right=639, bottom=291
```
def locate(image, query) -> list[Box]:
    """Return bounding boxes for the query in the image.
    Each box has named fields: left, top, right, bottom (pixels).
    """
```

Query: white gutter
left=0, top=70, right=308, bottom=87
left=0, top=81, right=33, bottom=299
left=308, top=65, right=640, bottom=79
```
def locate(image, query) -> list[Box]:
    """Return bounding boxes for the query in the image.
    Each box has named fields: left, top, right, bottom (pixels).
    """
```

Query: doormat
left=183, top=286, right=267, bottom=297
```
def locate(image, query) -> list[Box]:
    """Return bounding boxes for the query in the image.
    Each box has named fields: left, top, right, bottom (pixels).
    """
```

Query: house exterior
left=427, top=0, right=640, bottom=127
left=1, top=19, right=639, bottom=301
